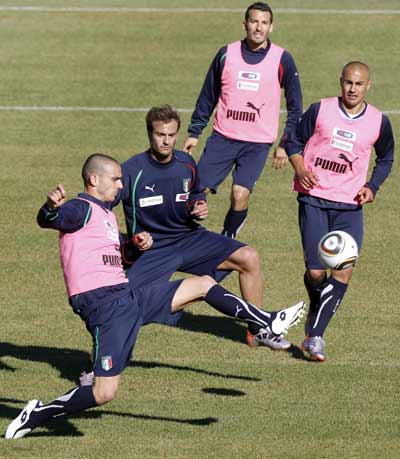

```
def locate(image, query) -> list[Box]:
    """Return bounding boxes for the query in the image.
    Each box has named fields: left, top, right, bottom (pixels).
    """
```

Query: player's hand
left=356, top=186, right=374, bottom=205
left=183, top=137, right=199, bottom=154
left=47, top=184, right=67, bottom=209
left=132, top=232, right=153, bottom=251
left=271, top=146, right=289, bottom=169
left=191, top=200, right=208, bottom=220
left=298, top=170, right=319, bottom=190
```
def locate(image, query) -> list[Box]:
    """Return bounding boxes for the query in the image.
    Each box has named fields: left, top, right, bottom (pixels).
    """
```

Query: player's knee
left=307, top=269, right=326, bottom=285
left=237, top=246, right=261, bottom=273
left=93, top=381, right=119, bottom=405
left=332, top=266, right=353, bottom=284
left=231, top=187, right=250, bottom=209
left=199, top=275, right=217, bottom=295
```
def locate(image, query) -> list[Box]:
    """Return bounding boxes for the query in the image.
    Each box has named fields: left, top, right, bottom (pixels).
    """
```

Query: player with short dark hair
left=117, top=105, right=294, bottom=350
left=287, top=62, right=394, bottom=362
left=183, top=2, right=302, bottom=240
left=5, top=153, right=305, bottom=439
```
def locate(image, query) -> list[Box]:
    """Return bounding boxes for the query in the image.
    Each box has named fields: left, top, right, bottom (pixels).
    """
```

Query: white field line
left=0, top=106, right=399, bottom=115
left=0, top=6, right=400, bottom=14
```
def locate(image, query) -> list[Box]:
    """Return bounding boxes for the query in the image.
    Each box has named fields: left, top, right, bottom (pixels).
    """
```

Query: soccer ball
left=318, top=231, right=358, bottom=270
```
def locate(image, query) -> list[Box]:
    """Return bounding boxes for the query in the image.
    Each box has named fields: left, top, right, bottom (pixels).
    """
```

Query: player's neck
left=245, top=38, right=267, bottom=52
left=149, top=149, right=173, bottom=164
left=342, top=101, right=365, bottom=116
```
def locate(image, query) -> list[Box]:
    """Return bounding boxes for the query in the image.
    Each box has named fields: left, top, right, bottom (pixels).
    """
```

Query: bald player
left=286, top=61, right=394, bottom=361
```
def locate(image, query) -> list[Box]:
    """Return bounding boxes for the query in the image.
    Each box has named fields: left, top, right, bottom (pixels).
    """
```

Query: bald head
left=82, top=153, right=120, bottom=186
left=341, top=61, right=370, bottom=80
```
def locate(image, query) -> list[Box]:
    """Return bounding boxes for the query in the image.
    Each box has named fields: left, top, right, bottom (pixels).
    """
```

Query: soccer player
left=286, top=61, right=394, bottom=362
left=183, top=2, right=302, bottom=238
left=117, top=104, right=293, bottom=350
left=5, top=154, right=305, bottom=439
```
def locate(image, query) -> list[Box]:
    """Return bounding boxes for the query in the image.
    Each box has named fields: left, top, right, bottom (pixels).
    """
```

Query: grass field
left=0, top=1, right=399, bottom=458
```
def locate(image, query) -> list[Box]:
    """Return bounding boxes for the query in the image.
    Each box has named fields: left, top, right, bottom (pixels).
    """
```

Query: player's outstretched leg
left=203, top=284, right=305, bottom=337
left=5, top=385, right=98, bottom=439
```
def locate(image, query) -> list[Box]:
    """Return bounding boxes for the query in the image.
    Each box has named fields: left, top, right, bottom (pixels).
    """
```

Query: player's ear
left=269, top=23, right=274, bottom=33
left=366, top=80, right=371, bottom=92
left=242, top=20, right=247, bottom=32
left=88, top=173, right=98, bottom=187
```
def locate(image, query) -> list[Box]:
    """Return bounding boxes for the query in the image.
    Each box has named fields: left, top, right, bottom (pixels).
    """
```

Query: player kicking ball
left=6, top=153, right=305, bottom=439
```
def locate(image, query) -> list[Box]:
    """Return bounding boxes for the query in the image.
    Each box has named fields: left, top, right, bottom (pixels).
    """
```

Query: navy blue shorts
left=73, top=281, right=182, bottom=377
left=197, top=131, right=272, bottom=193
left=127, top=229, right=245, bottom=287
left=299, top=202, right=363, bottom=270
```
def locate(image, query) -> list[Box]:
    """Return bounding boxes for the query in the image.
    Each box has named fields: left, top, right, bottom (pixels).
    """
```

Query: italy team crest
left=182, top=178, right=191, bottom=192
left=101, top=355, right=113, bottom=371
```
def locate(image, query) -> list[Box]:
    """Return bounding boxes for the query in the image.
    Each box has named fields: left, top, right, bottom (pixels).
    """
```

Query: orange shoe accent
left=246, top=330, right=258, bottom=348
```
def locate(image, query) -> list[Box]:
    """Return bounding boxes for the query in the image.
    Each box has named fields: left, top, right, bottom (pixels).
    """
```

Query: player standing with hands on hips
left=286, top=61, right=394, bottom=362
left=183, top=2, right=302, bottom=239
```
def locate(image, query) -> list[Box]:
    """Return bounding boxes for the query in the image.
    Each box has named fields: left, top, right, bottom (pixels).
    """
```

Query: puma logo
left=145, top=184, right=156, bottom=192
left=235, top=305, right=243, bottom=317
left=338, top=153, right=359, bottom=171
left=246, top=101, right=265, bottom=118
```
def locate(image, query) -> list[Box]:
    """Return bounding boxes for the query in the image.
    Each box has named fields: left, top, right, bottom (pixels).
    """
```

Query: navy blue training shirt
left=114, top=150, right=207, bottom=248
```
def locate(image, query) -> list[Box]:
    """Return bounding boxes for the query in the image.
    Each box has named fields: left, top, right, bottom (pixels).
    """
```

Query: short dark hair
left=146, top=105, right=181, bottom=135
left=245, top=2, right=273, bottom=22
left=81, top=153, right=119, bottom=185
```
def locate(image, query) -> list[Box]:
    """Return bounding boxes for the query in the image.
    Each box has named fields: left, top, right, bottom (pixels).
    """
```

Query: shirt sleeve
left=279, top=50, right=303, bottom=148
left=365, top=114, right=395, bottom=195
left=185, top=157, right=207, bottom=211
left=286, top=102, right=320, bottom=156
left=187, top=47, right=227, bottom=138
left=37, top=199, right=91, bottom=233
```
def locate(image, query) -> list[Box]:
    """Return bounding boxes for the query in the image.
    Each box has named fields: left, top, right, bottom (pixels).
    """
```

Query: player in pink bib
left=287, top=62, right=394, bottom=362
left=183, top=2, right=302, bottom=245
left=6, top=154, right=305, bottom=439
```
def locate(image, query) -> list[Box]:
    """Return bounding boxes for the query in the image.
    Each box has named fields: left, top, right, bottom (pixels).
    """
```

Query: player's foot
left=304, top=309, right=318, bottom=336
left=269, top=301, right=306, bottom=337
left=301, top=336, right=326, bottom=362
left=79, top=370, right=95, bottom=386
left=5, top=399, right=42, bottom=439
left=246, top=329, right=291, bottom=350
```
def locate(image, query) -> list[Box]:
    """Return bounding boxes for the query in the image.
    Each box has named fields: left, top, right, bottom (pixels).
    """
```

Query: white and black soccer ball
left=318, top=231, right=358, bottom=270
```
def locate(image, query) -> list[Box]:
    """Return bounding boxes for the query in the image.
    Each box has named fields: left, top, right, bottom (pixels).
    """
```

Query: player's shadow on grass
left=0, top=342, right=91, bottom=384
left=177, top=311, right=247, bottom=344
left=129, top=360, right=260, bottom=382
left=0, top=342, right=260, bottom=385
left=0, top=398, right=217, bottom=438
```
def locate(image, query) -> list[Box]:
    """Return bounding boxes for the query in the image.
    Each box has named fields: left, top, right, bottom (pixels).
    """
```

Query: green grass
left=0, top=1, right=399, bottom=458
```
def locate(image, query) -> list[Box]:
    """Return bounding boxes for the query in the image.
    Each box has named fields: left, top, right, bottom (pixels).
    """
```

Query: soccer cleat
left=79, top=370, right=95, bottom=386
left=5, top=399, right=42, bottom=439
left=269, top=301, right=306, bottom=337
left=301, top=336, right=326, bottom=362
left=246, top=329, right=291, bottom=350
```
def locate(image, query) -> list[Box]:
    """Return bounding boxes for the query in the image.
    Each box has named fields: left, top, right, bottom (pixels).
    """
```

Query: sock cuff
left=328, top=276, right=348, bottom=292
left=230, top=208, right=248, bottom=217
left=204, top=283, right=224, bottom=303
